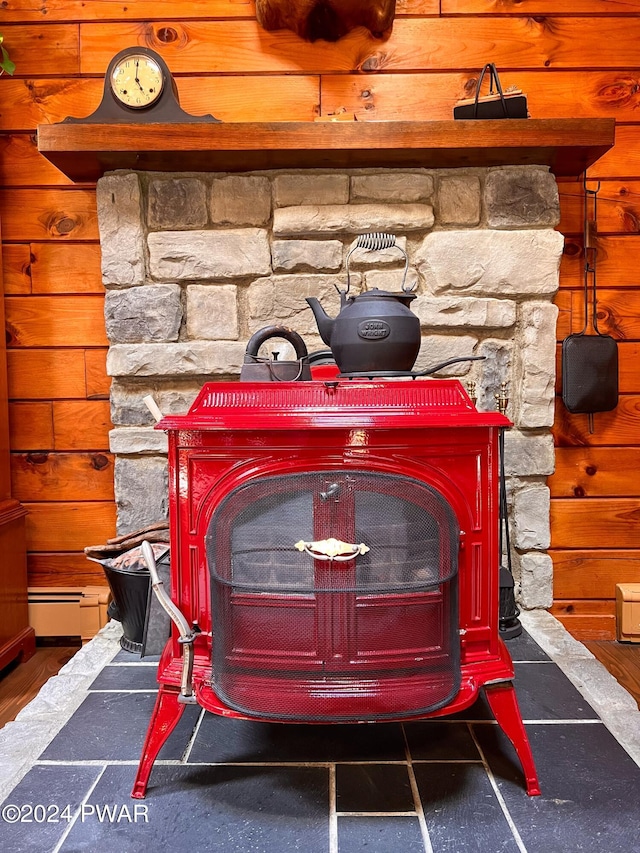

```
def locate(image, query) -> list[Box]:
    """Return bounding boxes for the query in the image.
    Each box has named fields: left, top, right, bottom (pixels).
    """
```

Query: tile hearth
left=0, top=614, right=638, bottom=853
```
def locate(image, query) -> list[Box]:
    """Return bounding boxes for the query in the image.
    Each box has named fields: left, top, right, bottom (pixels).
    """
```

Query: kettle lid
left=355, top=287, right=417, bottom=302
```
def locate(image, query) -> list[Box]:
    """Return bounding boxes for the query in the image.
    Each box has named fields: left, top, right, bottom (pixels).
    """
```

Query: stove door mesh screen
left=207, top=470, right=460, bottom=721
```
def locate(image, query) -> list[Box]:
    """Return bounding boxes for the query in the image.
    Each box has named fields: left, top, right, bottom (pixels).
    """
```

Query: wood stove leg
left=131, top=685, right=186, bottom=799
left=484, top=681, right=541, bottom=797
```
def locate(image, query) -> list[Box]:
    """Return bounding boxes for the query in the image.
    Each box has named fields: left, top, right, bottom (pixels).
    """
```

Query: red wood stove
left=132, top=378, right=540, bottom=798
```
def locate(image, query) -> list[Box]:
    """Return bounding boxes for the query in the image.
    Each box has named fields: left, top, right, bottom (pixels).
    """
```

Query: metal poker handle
left=141, top=540, right=197, bottom=704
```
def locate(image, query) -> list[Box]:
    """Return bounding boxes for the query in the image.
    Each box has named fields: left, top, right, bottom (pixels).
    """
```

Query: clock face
left=110, top=53, right=165, bottom=109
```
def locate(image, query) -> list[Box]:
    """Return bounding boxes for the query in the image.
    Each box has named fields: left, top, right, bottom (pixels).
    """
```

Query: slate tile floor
left=2, top=631, right=639, bottom=853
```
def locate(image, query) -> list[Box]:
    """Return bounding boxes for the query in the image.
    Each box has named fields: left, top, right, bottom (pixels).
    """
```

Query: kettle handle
left=244, top=325, right=309, bottom=362
left=342, top=232, right=413, bottom=296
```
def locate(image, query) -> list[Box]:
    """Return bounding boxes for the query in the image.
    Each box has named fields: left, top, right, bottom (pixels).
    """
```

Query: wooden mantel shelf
left=36, top=118, right=615, bottom=182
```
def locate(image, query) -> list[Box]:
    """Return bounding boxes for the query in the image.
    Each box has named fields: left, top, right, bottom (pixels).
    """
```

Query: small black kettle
left=240, top=325, right=312, bottom=382
left=306, top=233, right=421, bottom=375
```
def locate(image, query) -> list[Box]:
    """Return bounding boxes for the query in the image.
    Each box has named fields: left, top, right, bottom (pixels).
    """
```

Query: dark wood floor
left=0, top=643, right=80, bottom=729
left=584, top=640, right=640, bottom=709
left=0, top=639, right=638, bottom=730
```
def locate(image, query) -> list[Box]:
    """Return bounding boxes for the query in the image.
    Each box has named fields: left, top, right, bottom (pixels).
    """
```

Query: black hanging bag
left=453, top=63, right=528, bottom=120
left=561, top=180, right=618, bottom=426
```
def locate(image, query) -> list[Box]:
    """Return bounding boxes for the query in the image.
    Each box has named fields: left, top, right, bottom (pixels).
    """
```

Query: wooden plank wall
left=1, top=1, right=639, bottom=637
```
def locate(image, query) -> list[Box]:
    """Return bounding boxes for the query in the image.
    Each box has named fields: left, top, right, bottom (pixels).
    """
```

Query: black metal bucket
left=102, top=563, right=151, bottom=653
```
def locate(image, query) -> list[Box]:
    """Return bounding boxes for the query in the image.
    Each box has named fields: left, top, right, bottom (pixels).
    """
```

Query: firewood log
left=84, top=523, right=170, bottom=559
left=256, top=0, right=395, bottom=42
left=106, top=520, right=169, bottom=546
left=83, top=535, right=170, bottom=560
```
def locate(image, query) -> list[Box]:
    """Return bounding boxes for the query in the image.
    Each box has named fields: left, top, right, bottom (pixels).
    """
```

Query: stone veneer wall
left=97, top=166, right=563, bottom=610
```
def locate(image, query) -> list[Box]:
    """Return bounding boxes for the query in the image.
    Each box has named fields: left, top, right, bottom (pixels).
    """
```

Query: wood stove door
left=207, top=470, right=459, bottom=678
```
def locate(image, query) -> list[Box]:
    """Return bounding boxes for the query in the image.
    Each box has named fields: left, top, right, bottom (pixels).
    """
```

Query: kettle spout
left=305, top=297, right=335, bottom=347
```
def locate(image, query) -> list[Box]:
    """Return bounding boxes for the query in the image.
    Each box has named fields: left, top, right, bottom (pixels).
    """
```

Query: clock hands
left=134, top=60, right=145, bottom=93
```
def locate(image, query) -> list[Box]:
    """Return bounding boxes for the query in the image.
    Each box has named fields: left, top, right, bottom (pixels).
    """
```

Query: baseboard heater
left=27, top=586, right=110, bottom=643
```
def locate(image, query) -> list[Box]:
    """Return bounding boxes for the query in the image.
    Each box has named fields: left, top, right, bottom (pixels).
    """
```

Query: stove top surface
left=157, top=378, right=511, bottom=432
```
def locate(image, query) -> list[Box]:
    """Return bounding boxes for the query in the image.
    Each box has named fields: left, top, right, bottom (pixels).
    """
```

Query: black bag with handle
left=453, top=63, right=528, bottom=120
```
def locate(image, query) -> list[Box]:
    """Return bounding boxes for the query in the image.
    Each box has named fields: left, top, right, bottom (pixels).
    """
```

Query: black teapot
left=306, top=233, right=421, bottom=375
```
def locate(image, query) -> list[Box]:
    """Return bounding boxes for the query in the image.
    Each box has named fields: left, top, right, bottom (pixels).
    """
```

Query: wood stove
left=132, top=377, right=540, bottom=798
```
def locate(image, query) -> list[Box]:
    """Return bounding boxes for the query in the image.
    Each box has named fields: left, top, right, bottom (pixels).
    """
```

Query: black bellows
left=561, top=178, right=618, bottom=432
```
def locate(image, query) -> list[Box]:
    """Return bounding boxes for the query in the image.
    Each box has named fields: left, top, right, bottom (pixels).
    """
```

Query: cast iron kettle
left=306, top=233, right=421, bottom=375
left=240, top=325, right=311, bottom=381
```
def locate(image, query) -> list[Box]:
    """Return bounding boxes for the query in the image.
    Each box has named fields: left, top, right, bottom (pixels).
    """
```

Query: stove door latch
left=295, top=538, right=370, bottom=561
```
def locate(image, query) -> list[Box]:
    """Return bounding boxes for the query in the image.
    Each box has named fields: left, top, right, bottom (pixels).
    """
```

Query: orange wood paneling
left=84, top=349, right=110, bottom=400
left=79, top=21, right=373, bottom=75
left=0, top=135, right=77, bottom=187
left=590, top=126, right=640, bottom=180
left=78, top=18, right=640, bottom=76
left=7, top=349, right=93, bottom=400
left=5, top=294, right=107, bottom=347
left=8, top=400, right=111, bottom=451
left=0, top=224, right=11, bottom=500
left=2, top=244, right=32, bottom=294
left=551, top=498, right=640, bottom=549
left=551, top=550, right=640, bottom=600
left=0, top=25, right=79, bottom=75
left=52, top=400, right=112, bottom=449
left=569, top=289, right=640, bottom=339
left=0, top=1, right=439, bottom=24
left=321, top=71, right=640, bottom=122
left=9, top=69, right=640, bottom=131
left=554, top=395, right=640, bottom=447
left=0, top=76, right=320, bottom=129
left=322, top=72, right=482, bottom=122
left=550, top=448, right=640, bottom=497
left=8, top=402, right=54, bottom=450
left=442, top=1, right=640, bottom=13
left=551, top=606, right=617, bottom=640
left=554, top=290, right=572, bottom=340
left=178, top=75, right=321, bottom=122
left=27, top=552, right=106, bottom=587
left=560, top=236, right=640, bottom=290
left=559, top=181, right=640, bottom=235
left=0, top=78, right=104, bottom=130
left=1, top=0, right=256, bottom=22
left=11, top=451, right=114, bottom=502
left=23, top=500, right=116, bottom=551
left=552, top=600, right=616, bottom=618
left=30, top=243, right=103, bottom=294
left=0, top=189, right=98, bottom=241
